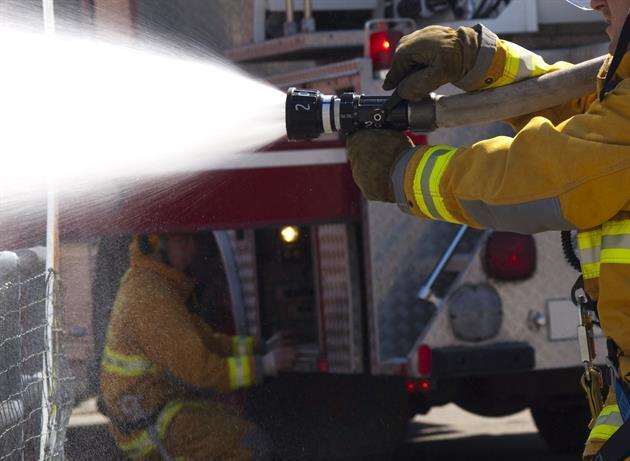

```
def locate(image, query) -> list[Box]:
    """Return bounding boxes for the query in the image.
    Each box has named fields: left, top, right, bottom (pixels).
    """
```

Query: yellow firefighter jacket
left=100, top=240, right=261, bottom=433
left=390, top=26, right=630, bottom=383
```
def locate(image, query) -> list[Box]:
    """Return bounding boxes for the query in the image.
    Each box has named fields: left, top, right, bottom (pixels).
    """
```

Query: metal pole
left=417, top=225, right=468, bottom=302
left=301, top=0, right=316, bottom=33
left=284, top=0, right=297, bottom=35
left=40, top=2, right=57, bottom=458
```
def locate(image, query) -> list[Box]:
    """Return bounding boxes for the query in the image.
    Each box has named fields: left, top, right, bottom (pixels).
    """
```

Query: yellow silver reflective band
left=102, top=346, right=157, bottom=377
left=587, top=404, right=623, bottom=441
left=601, top=220, right=630, bottom=264
left=232, top=336, right=254, bottom=356
left=412, top=145, right=460, bottom=224
left=578, top=229, right=602, bottom=280
left=227, top=356, right=253, bottom=390
left=157, top=401, right=185, bottom=439
left=488, top=41, right=552, bottom=88
left=119, top=430, right=155, bottom=459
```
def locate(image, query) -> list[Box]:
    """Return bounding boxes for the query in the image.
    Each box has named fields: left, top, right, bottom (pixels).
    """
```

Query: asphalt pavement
left=64, top=400, right=582, bottom=460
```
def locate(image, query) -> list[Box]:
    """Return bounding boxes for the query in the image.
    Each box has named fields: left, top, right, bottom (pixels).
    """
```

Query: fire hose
left=285, top=55, right=606, bottom=139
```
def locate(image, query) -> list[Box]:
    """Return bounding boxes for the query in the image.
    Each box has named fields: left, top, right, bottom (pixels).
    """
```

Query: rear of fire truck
left=53, top=0, right=612, bottom=458
left=221, top=0, right=610, bottom=455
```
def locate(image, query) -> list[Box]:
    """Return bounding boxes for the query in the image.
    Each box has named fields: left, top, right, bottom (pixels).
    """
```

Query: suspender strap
left=600, top=13, right=630, bottom=100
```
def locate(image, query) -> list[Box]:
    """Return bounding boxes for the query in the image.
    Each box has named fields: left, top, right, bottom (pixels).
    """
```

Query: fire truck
left=1, top=0, right=611, bottom=457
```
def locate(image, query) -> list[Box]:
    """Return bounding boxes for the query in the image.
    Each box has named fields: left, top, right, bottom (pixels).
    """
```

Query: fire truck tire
left=455, top=397, right=528, bottom=417
left=247, top=374, right=409, bottom=459
left=530, top=399, right=590, bottom=454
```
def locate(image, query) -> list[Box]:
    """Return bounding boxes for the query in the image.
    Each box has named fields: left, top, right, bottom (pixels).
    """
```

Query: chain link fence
left=0, top=248, right=74, bottom=460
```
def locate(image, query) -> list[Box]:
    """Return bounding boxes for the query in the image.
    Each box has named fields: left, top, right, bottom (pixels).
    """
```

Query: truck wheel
left=530, top=399, right=590, bottom=454
left=247, top=374, right=409, bottom=459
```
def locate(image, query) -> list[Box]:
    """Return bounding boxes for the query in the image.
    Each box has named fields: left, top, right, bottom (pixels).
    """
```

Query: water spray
left=285, top=56, right=606, bottom=141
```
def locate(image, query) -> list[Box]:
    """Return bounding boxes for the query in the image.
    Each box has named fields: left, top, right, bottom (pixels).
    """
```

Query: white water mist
left=0, top=27, right=285, bottom=184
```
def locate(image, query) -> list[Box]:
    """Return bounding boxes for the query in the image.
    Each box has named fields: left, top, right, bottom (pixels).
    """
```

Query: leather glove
left=383, top=25, right=480, bottom=101
left=346, top=129, right=413, bottom=203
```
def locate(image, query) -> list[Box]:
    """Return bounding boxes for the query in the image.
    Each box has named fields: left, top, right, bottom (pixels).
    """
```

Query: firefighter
left=99, top=234, right=296, bottom=460
left=346, top=0, right=629, bottom=458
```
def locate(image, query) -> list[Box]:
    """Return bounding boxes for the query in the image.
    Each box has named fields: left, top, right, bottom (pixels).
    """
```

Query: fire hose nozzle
left=285, top=87, right=436, bottom=140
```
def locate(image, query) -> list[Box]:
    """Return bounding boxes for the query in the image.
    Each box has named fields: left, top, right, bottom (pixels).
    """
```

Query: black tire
left=456, top=397, right=528, bottom=417
left=530, top=399, right=590, bottom=454
left=247, top=374, right=409, bottom=460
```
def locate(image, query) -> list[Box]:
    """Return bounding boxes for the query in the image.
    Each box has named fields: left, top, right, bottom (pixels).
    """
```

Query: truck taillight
left=484, top=232, right=536, bottom=281
left=405, top=379, right=431, bottom=394
left=417, top=344, right=432, bottom=377
left=369, top=30, right=402, bottom=71
left=317, top=357, right=329, bottom=373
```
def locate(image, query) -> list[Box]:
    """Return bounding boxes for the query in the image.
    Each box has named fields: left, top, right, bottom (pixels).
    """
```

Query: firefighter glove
left=346, top=129, right=413, bottom=203
left=383, top=25, right=480, bottom=100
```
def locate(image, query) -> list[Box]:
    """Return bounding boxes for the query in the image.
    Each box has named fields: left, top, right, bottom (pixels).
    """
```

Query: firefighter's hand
left=346, top=129, right=413, bottom=203
left=263, top=347, right=296, bottom=376
left=383, top=25, right=480, bottom=101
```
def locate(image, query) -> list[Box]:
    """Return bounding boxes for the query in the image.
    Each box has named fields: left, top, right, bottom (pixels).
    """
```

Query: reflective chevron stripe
left=601, top=220, right=630, bottom=264
left=119, top=430, right=155, bottom=459
left=227, top=356, right=253, bottom=390
left=101, top=346, right=156, bottom=377
left=588, top=404, right=623, bottom=442
left=232, top=336, right=254, bottom=356
left=412, top=145, right=461, bottom=224
left=578, top=229, right=602, bottom=280
left=487, top=40, right=553, bottom=88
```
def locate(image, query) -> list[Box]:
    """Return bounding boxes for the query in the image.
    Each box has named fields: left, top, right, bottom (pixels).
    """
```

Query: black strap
left=98, top=396, right=160, bottom=436
left=600, top=13, right=630, bottom=100
left=571, top=276, right=600, bottom=321
left=594, top=420, right=630, bottom=461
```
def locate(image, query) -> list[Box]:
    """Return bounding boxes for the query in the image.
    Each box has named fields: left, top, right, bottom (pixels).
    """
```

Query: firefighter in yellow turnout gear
left=347, top=1, right=630, bottom=458
left=100, top=234, right=295, bottom=460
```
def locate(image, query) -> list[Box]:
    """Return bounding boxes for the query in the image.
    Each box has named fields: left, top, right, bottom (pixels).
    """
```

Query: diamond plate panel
left=420, top=231, right=607, bottom=370
left=317, top=224, right=362, bottom=373
left=228, top=230, right=260, bottom=338
left=366, top=202, right=462, bottom=369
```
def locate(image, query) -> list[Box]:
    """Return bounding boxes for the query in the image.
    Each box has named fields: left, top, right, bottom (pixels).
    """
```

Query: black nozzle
left=285, top=88, right=326, bottom=141
left=285, top=87, right=427, bottom=141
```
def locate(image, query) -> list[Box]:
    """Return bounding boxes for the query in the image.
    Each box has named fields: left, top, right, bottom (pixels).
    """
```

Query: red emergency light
left=417, top=344, right=432, bottom=377
left=369, top=30, right=403, bottom=71
left=484, top=232, right=536, bottom=281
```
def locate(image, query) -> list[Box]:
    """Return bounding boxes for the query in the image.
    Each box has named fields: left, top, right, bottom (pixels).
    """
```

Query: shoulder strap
left=600, top=13, right=630, bottom=100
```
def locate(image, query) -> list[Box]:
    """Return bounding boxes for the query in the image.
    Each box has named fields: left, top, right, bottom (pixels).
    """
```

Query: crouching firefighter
left=345, top=0, right=630, bottom=458
left=99, top=234, right=296, bottom=460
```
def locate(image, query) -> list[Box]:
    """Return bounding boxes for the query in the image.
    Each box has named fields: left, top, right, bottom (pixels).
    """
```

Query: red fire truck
left=1, top=0, right=611, bottom=457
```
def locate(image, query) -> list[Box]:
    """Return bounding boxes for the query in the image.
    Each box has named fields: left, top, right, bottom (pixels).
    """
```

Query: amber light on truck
left=483, top=232, right=536, bottom=281
left=280, top=225, right=300, bottom=244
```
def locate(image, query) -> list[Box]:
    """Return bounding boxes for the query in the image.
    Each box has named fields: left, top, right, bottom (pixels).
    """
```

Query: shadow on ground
left=63, top=417, right=583, bottom=460
left=392, top=419, right=582, bottom=461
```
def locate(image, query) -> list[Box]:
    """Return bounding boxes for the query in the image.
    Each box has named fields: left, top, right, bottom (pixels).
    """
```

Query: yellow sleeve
left=392, top=79, right=630, bottom=233
left=131, top=285, right=262, bottom=393
left=455, top=25, right=596, bottom=128
left=196, top=321, right=258, bottom=358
